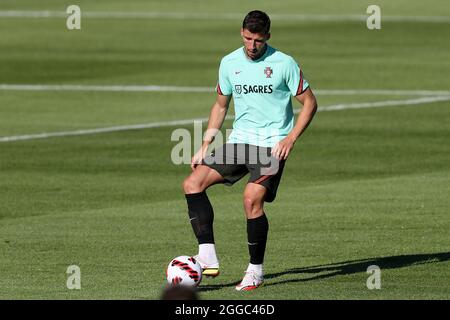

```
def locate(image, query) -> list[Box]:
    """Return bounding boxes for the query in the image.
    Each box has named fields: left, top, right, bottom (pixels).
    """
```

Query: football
left=166, top=256, right=203, bottom=286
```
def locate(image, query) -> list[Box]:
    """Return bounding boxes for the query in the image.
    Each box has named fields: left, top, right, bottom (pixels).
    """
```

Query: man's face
left=241, top=28, right=270, bottom=60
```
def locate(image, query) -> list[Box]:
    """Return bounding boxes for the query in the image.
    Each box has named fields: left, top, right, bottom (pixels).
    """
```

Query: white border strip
left=1, top=96, right=449, bottom=143
left=1, top=11, right=450, bottom=23
left=1, top=84, right=450, bottom=96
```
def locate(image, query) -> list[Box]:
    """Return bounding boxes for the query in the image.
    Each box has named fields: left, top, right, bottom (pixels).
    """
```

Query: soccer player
left=182, top=10, right=318, bottom=291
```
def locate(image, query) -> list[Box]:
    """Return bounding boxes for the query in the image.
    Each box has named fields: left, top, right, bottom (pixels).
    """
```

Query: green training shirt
left=216, top=45, right=310, bottom=148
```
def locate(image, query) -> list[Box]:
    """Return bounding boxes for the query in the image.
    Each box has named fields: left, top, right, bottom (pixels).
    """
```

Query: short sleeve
left=285, top=57, right=310, bottom=96
left=216, top=59, right=233, bottom=96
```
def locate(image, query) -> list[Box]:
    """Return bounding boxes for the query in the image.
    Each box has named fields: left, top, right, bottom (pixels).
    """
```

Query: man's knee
left=243, top=195, right=254, bottom=210
left=183, top=176, right=199, bottom=194
left=243, top=184, right=266, bottom=217
left=243, top=194, right=263, bottom=214
left=183, top=175, right=208, bottom=194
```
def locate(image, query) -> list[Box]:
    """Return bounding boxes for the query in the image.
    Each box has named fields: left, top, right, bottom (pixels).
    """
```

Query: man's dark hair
left=242, top=10, right=271, bottom=34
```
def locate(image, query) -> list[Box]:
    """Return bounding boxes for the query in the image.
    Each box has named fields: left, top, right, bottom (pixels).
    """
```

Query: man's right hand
left=191, top=144, right=210, bottom=171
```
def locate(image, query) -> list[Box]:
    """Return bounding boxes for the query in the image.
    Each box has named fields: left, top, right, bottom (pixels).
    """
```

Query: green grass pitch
left=0, top=0, right=449, bottom=299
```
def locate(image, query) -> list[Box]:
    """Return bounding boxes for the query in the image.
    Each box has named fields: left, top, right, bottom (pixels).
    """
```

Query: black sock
left=185, top=192, right=215, bottom=244
left=247, top=214, right=269, bottom=265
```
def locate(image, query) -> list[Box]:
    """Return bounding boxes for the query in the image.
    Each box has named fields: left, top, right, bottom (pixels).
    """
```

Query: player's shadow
left=198, top=251, right=450, bottom=291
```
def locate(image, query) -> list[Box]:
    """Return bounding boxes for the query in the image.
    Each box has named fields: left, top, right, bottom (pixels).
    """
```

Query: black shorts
left=202, top=143, right=286, bottom=202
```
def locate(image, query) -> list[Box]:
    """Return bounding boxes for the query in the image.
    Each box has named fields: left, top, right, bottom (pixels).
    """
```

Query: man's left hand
left=271, top=136, right=296, bottom=160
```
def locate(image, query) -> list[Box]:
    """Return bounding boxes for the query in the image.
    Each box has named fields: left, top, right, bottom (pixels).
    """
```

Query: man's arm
left=191, top=94, right=231, bottom=170
left=271, top=88, right=318, bottom=160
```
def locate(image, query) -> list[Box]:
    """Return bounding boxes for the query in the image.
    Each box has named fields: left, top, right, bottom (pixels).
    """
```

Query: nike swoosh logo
left=247, top=242, right=258, bottom=246
left=235, top=71, right=242, bottom=74
left=190, top=217, right=197, bottom=221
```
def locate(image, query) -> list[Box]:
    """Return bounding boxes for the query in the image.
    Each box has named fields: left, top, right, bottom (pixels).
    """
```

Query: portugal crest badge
left=264, top=67, right=273, bottom=78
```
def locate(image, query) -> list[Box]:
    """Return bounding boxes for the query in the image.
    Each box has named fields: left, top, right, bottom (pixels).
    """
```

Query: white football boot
left=235, top=270, right=264, bottom=291
left=193, top=255, right=220, bottom=278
